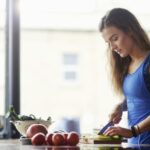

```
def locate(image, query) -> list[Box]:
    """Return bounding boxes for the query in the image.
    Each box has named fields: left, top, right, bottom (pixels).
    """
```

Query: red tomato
left=62, top=132, right=68, bottom=145
left=67, top=132, right=79, bottom=146
left=45, top=133, right=54, bottom=145
left=52, top=133, right=65, bottom=146
left=31, top=132, right=45, bottom=145
left=26, top=124, right=48, bottom=138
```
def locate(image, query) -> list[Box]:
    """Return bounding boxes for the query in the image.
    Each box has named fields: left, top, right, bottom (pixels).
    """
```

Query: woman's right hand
left=109, top=103, right=123, bottom=124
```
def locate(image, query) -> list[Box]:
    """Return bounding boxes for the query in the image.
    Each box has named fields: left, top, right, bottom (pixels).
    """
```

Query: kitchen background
left=0, top=0, right=150, bottom=137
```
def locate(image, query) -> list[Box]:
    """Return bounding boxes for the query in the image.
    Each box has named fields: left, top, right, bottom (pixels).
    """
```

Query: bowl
left=10, top=120, right=52, bottom=137
left=20, top=136, right=32, bottom=145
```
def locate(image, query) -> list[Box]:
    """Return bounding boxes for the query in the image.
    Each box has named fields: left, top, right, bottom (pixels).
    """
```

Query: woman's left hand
left=103, top=126, right=133, bottom=138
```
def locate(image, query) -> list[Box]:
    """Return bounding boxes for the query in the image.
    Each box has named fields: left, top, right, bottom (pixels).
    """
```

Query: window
left=19, top=0, right=150, bottom=134
left=62, top=53, right=79, bottom=83
left=63, top=54, right=78, bottom=65
left=64, top=71, right=76, bottom=80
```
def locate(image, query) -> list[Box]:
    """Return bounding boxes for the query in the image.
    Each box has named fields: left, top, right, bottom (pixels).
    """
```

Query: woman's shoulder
left=143, top=52, right=150, bottom=92
left=143, top=52, right=150, bottom=71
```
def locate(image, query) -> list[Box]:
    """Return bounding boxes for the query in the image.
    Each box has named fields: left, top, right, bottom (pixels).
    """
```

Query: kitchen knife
left=97, top=121, right=113, bottom=135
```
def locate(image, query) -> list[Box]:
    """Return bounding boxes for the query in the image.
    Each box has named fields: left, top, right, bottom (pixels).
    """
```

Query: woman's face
left=102, top=26, right=135, bottom=57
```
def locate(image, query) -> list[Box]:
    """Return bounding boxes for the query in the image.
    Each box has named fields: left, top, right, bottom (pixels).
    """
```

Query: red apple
left=67, top=131, right=79, bottom=146
left=31, top=132, right=45, bottom=145
left=26, top=124, right=48, bottom=138
left=45, top=132, right=54, bottom=145
left=52, top=133, right=65, bottom=146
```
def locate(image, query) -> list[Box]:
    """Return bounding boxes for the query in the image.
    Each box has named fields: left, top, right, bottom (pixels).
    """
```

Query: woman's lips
left=115, top=49, right=125, bottom=57
left=114, top=49, right=121, bottom=55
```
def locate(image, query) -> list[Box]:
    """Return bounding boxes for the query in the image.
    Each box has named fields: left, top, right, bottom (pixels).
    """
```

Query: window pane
left=63, top=54, right=78, bottom=65
left=64, top=71, right=76, bottom=80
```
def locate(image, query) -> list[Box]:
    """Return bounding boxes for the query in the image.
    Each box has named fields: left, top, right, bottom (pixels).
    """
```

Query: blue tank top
left=123, top=53, right=150, bottom=144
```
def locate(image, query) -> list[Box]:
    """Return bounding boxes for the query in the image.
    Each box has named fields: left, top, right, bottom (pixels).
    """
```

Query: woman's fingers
left=103, top=126, right=117, bottom=136
left=113, top=117, right=122, bottom=124
left=109, top=113, right=122, bottom=124
left=103, top=126, right=133, bottom=138
left=109, top=104, right=123, bottom=124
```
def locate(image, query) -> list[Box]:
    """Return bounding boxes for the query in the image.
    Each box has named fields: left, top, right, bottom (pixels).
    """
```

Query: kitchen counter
left=0, top=139, right=150, bottom=150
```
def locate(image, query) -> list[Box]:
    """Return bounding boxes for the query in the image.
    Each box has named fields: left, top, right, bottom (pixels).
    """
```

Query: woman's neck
left=130, top=49, right=149, bottom=63
left=128, top=49, right=150, bottom=74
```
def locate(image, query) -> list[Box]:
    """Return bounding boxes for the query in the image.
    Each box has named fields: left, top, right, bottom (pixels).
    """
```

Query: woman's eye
left=112, top=36, right=118, bottom=41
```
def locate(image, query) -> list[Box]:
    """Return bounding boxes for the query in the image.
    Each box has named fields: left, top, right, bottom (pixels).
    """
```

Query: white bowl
left=11, top=120, right=52, bottom=137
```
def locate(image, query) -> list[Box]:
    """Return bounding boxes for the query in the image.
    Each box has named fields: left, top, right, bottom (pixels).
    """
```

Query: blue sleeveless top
left=123, top=53, right=150, bottom=144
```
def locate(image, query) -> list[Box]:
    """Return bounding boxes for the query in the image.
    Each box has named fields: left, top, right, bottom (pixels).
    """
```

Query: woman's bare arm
left=137, top=116, right=150, bottom=134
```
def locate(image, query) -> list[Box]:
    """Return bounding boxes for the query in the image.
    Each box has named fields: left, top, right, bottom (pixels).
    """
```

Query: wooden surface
left=0, top=139, right=150, bottom=150
left=80, top=137, right=122, bottom=144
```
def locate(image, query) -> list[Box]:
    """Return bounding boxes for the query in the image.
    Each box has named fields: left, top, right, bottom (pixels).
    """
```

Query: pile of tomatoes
left=26, top=124, right=80, bottom=146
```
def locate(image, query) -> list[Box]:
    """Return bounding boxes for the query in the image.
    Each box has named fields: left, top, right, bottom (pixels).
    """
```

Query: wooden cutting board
left=80, top=134, right=122, bottom=144
left=80, top=139, right=122, bottom=144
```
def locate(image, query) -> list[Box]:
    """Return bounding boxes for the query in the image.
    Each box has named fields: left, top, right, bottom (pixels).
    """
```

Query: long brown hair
left=99, top=8, right=150, bottom=95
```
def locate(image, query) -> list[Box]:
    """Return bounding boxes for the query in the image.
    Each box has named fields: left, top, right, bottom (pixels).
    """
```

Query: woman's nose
left=109, top=42, right=117, bottom=51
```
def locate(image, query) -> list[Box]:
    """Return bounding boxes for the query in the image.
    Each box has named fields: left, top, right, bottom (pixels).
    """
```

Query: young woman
left=99, top=8, right=150, bottom=144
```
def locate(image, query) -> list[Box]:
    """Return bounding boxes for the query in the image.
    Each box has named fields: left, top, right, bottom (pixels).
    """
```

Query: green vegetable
left=5, top=105, right=52, bottom=122
left=94, top=134, right=122, bottom=141
left=47, top=116, right=52, bottom=122
left=18, top=115, right=35, bottom=121
left=5, top=105, right=20, bottom=121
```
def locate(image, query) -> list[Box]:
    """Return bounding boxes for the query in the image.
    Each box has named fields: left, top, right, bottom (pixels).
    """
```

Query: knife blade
left=98, top=121, right=113, bottom=135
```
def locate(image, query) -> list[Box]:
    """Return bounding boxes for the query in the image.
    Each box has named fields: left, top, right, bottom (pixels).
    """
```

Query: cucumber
left=94, top=134, right=122, bottom=141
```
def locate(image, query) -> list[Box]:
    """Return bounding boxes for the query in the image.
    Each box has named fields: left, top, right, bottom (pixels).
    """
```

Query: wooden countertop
left=0, top=139, right=150, bottom=150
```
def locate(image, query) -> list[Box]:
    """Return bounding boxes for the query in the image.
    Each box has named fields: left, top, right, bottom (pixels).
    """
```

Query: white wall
left=20, top=30, right=121, bottom=133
